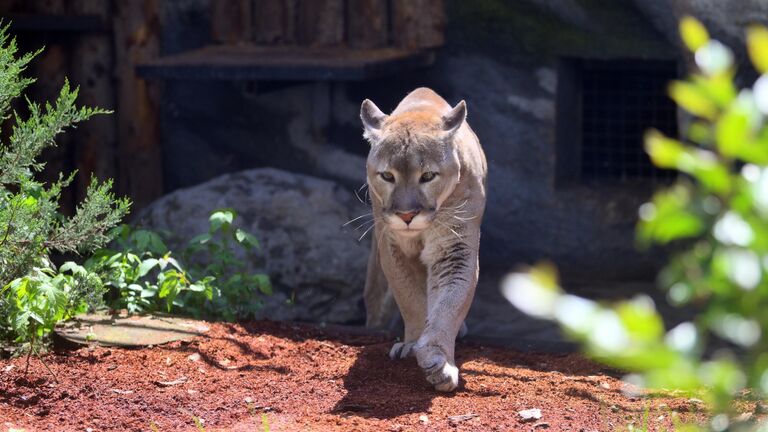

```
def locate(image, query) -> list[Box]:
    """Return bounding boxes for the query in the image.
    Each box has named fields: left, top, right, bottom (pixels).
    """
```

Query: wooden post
left=69, top=0, right=117, bottom=202
left=31, top=0, right=74, bottom=213
left=0, top=0, right=25, bottom=13
left=113, top=0, right=163, bottom=211
left=391, top=0, right=445, bottom=49
left=297, top=0, right=344, bottom=46
left=210, top=0, right=251, bottom=44
left=252, top=0, right=297, bottom=45
left=347, top=0, right=388, bottom=49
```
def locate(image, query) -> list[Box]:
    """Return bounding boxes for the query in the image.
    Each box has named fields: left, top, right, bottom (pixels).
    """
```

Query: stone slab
left=54, top=313, right=210, bottom=347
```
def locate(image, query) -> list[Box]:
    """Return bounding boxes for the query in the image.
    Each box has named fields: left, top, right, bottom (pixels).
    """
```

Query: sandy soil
left=0, top=321, right=708, bottom=431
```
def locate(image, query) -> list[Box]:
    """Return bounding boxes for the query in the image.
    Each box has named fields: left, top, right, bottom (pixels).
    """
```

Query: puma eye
left=420, top=172, right=438, bottom=183
left=379, top=171, right=395, bottom=183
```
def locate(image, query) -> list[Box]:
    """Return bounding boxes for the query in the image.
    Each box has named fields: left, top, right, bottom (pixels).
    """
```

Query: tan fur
left=360, top=87, right=487, bottom=391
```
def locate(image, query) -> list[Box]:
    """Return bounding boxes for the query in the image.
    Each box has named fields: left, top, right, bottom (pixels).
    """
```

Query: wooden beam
left=391, top=0, right=445, bottom=49
left=297, top=0, right=343, bottom=47
left=347, top=0, right=387, bottom=49
left=210, top=0, right=251, bottom=44
left=31, top=0, right=64, bottom=13
left=113, top=0, right=163, bottom=211
left=69, top=0, right=117, bottom=202
left=252, top=0, right=297, bottom=45
left=136, top=45, right=436, bottom=81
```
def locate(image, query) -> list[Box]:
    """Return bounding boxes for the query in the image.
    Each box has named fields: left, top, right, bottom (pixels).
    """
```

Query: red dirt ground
left=0, top=320, right=708, bottom=431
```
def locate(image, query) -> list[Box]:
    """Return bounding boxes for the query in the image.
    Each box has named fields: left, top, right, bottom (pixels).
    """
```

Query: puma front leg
left=364, top=233, right=399, bottom=330
left=378, top=235, right=428, bottom=360
left=414, top=228, right=479, bottom=391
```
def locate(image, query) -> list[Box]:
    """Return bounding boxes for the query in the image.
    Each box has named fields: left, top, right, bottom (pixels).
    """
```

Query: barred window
left=556, top=59, right=678, bottom=184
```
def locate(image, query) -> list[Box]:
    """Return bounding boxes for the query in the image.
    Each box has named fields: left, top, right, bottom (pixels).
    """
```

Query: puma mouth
left=394, top=227, right=424, bottom=237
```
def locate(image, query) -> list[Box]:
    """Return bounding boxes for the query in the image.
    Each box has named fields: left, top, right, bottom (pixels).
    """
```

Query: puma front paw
left=414, top=343, right=459, bottom=392
left=388, top=341, right=415, bottom=359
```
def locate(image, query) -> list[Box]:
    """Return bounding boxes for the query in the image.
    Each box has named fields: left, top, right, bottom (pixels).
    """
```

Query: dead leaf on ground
left=448, top=413, right=479, bottom=425
left=154, top=376, right=187, bottom=387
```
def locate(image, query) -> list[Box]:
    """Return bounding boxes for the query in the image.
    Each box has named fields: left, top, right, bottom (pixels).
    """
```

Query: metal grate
left=580, top=60, right=678, bottom=182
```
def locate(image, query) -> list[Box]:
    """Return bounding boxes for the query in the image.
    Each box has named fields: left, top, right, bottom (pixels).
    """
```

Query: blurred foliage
left=0, top=24, right=129, bottom=350
left=504, top=17, right=768, bottom=431
left=88, top=209, right=271, bottom=321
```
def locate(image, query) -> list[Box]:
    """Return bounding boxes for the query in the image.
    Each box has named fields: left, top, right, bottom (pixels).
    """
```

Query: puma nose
left=396, top=211, right=419, bottom=224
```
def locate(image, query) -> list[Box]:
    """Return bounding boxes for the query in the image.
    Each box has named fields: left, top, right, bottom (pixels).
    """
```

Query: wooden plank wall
left=211, top=0, right=252, bottom=44
left=0, top=0, right=161, bottom=214
left=0, top=0, right=446, bottom=214
left=112, top=0, right=163, bottom=211
left=31, top=0, right=74, bottom=212
left=252, top=0, right=297, bottom=45
left=224, top=0, right=445, bottom=49
left=70, top=0, right=117, bottom=203
left=347, top=0, right=388, bottom=49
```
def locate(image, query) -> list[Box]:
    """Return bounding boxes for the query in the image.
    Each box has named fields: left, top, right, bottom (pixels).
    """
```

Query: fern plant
left=0, top=25, right=129, bottom=349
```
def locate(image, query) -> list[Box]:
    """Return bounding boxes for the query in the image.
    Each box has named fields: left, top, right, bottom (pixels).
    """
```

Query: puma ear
left=360, top=99, right=388, bottom=143
left=442, top=100, right=467, bottom=136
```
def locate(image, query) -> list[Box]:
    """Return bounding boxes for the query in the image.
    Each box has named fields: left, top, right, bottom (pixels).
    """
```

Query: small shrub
left=504, top=17, right=768, bottom=430
left=89, top=209, right=271, bottom=321
left=0, top=25, right=129, bottom=348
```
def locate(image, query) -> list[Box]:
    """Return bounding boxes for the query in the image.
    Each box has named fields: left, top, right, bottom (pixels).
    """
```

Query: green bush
left=0, top=25, right=130, bottom=348
left=504, top=17, right=768, bottom=430
left=0, top=23, right=272, bottom=355
left=88, top=209, right=271, bottom=321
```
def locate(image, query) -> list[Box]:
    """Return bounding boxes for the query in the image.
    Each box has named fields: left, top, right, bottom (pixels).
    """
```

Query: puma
left=360, top=87, right=487, bottom=391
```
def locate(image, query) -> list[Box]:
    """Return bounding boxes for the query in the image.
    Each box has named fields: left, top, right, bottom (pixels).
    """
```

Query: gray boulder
left=137, top=168, right=371, bottom=324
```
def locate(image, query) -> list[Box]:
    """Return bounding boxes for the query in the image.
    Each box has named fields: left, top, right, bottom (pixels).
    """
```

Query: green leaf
left=235, top=229, right=260, bottom=249
left=686, top=121, right=712, bottom=145
left=255, top=274, right=273, bottom=295
left=669, top=81, right=718, bottom=120
left=132, top=230, right=152, bottom=252
left=148, top=232, right=168, bottom=255
left=748, top=25, right=768, bottom=74
left=209, top=210, right=234, bottom=232
left=692, top=73, right=737, bottom=108
left=616, top=297, right=664, bottom=343
left=188, top=284, right=205, bottom=292
left=158, top=275, right=179, bottom=298
left=679, top=16, right=709, bottom=52
left=58, top=261, right=79, bottom=274
left=638, top=186, right=705, bottom=244
left=715, top=107, right=750, bottom=157
left=189, top=233, right=212, bottom=246
left=137, top=258, right=159, bottom=278
left=645, top=130, right=686, bottom=168
left=28, top=311, right=44, bottom=325
left=165, top=256, right=183, bottom=271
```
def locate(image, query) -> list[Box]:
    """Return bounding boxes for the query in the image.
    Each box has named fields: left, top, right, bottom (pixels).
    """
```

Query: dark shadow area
left=330, top=342, right=443, bottom=419
left=330, top=333, right=617, bottom=420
